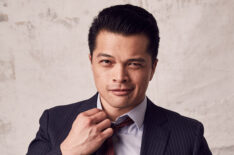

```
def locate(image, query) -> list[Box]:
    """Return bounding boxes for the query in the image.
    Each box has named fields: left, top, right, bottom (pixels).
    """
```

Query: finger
left=96, top=118, right=111, bottom=131
left=82, top=108, right=100, bottom=116
left=101, top=127, right=114, bottom=140
left=90, top=111, right=107, bottom=124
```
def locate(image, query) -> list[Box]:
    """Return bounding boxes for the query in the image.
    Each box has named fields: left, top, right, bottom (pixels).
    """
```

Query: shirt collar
left=97, top=94, right=147, bottom=129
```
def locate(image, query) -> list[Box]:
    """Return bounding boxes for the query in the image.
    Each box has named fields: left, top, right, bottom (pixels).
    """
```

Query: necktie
left=102, top=117, right=134, bottom=155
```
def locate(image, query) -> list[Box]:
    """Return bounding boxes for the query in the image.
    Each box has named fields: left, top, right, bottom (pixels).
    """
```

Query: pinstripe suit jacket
left=27, top=93, right=212, bottom=155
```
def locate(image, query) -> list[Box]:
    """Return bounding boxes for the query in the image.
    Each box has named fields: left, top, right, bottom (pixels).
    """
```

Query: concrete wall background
left=0, top=0, right=233, bottom=154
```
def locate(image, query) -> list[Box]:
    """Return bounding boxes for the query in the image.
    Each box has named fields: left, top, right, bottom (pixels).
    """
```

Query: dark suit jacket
left=27, top=93, right=212, bottom=155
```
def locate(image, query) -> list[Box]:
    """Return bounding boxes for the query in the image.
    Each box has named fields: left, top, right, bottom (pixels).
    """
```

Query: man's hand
left=60, top=108, right=113, bottom=155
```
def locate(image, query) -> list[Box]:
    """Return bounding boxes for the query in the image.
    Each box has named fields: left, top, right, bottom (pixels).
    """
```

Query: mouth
left=109, top=88, right=134, bottom=96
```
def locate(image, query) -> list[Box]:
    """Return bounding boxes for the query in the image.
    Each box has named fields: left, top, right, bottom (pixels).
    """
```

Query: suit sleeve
left=27, top=110, right=62, bottom=155
left=193, top=123, right=212, bottom=155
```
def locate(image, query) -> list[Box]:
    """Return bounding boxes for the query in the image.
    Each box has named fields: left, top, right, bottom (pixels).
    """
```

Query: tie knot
left=112, top=117, right=134, bottom=133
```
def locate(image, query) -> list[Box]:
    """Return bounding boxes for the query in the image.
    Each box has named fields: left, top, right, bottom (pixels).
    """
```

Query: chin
left=109, top=98, right=133, bottom=108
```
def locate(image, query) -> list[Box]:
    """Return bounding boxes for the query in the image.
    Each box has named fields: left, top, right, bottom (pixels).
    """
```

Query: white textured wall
left=0, top=0, right=233, bottom=154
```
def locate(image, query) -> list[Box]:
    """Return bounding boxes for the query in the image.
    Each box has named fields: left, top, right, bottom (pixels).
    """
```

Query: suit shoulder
left=162, top=106, right=202, bottom=126
left=149, top=103, right=204, bottom=133
left=46, top=99, right=86, bottom=115
left=39, top=95, right=97, bottom=130
left=46, top=94, right=98, bottom=115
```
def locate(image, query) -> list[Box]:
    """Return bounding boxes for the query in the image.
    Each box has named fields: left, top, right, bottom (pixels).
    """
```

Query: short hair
left=88, top=4, right=160, bottom=63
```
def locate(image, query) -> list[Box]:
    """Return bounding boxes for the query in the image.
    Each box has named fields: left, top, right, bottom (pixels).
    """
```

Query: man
left=27, top=4, right=212, bottom=155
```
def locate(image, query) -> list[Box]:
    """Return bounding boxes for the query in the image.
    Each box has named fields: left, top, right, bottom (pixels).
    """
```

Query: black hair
left=88, top=4, right=160, bottom=63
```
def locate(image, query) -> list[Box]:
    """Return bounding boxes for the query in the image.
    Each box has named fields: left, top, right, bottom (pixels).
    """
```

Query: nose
left=112, top=64, right=129, bottom=83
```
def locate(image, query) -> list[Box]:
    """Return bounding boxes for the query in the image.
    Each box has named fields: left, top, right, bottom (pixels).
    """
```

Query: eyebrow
left=128, top=58, right=146, bottom=62
left=97, top=53, right=113, bottom=58
left=96, top=53, right=146, bottom=62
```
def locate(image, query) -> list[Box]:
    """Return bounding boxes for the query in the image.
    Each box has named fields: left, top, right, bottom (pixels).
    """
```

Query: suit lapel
left=140, top=99, right=170, bottom=155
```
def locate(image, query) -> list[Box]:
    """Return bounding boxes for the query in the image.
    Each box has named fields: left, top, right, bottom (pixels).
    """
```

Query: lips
left=109, top=88, right=134, bottom=96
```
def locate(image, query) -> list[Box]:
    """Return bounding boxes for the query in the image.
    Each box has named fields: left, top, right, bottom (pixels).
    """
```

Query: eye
left=128, top=62, right=142, bottom=69
left=99, top=59, right=112, bottom=66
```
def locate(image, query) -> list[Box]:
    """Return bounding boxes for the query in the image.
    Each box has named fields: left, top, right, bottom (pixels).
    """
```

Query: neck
left=101, top=105, right=130, bottom=121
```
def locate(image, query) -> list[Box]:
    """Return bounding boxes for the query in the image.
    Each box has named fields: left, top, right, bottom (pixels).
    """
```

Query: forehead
left=93, top=30, right=150, bottom=58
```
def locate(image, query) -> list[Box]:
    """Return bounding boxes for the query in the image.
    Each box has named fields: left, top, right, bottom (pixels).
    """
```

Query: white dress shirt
left=97, top=94, right=147, bottom=155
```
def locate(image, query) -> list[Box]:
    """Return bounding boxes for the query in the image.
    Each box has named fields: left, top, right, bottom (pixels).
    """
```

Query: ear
left=150, top=59, right=158, bottom=81
left=89, top=54, right=92, bottom=63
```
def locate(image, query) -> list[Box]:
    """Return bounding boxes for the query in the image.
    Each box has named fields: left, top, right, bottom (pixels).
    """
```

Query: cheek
left=132, top=72, right=150, bottom=88
left=93, top=69, right=110, bottom=88
left=92, top=68, right=102, bottom=86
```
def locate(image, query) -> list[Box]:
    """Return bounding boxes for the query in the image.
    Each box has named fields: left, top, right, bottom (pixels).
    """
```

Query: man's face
left=90, top=30, right=157, bottom=116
